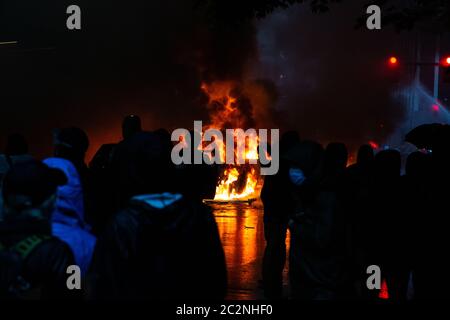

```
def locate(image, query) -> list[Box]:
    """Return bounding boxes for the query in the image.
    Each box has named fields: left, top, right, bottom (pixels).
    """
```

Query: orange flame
left=201, top=81, right=260, bottom=201
left=214, top=167, right=258, bottom=201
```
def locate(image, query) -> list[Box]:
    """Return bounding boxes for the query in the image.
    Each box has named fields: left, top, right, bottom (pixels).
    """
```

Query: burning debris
left=214, top=166, right=258, bottom=201
left=200, top=81, right=262, bottom=201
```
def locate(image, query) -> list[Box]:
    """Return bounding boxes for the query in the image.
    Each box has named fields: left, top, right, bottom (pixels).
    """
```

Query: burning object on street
left=171, top=81, right=279, bottom=203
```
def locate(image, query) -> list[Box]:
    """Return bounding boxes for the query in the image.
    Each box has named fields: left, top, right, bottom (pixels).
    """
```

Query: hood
left=283, top=140, right=324, bottom=177
left=130, top=193, right=183, bottom=210
left=129, top=193, right=188, bottom=231
left=42, top=157, right=87, bottom=229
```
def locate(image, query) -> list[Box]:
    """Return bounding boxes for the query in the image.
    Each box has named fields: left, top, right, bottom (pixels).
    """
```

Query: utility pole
left=409, top=32, right=421, bottom=130
left=433, top=35, right=441, bottom=100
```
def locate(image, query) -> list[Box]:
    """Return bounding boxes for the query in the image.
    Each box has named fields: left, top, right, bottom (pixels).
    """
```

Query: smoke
left=253, top=1, right=407, bottom=151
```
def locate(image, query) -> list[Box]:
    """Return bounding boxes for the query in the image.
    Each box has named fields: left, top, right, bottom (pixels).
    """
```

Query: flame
left=201, top=81, right=260, bottom=201
left=214, top=167, right=258, bottom=201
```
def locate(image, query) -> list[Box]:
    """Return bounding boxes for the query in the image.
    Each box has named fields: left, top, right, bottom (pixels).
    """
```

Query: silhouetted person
left=344, top=144, right=374, bottom=188
left=53, top=127, right=89, bottom=176
left=286, top=139, right=353, bottom=299
left=89, top=115, right=143, bottom=234
left=52, top=127, right=97, bottom=234
left=90, top=131, right=227, bottom=299
left=43, top=157, right=96, bottom=275
left=357, top=144, right=375, bottom=166
left=0, top=134, right=34, bottom=219
left=342, top=144, right=375, bottom=297
left=100, top=115, right=146, bottom=211
left=122, top=114, right=142, bottom=140
left=289, top=142, right=348, bottom=300
left=89, top=144, right=116, bottom=172
left=261, top=130, right=300, bottom=299
left=90, top=115, right=148, bottom=234
left=411, top=135, right=450, bottom=299
left=399, top=151, right=430, bottom=299
left=89, top=142, right=118, bottom=235
left=90, top=115, right=143, bottom=175
left=175, top=130, right=219, bottom=203
left=322, top=143, right=348, bottom=178
left=0, top=160, right=76, bottom=299
left=364, top=149, right=404, bottom=300
left=0, top=134, right=33, bottom=177
left=279, top=130, right=301, bottom=155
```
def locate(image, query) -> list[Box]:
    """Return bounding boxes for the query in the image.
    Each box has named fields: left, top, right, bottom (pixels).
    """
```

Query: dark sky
left=0, top=0, right=435, bottom=160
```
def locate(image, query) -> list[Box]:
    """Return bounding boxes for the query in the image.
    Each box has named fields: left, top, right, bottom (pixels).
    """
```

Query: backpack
left=0, top=235, right=50, bottom=299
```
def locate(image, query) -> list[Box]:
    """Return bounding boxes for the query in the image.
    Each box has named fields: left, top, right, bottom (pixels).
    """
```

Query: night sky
left=0, top=0, right=443, bottom=160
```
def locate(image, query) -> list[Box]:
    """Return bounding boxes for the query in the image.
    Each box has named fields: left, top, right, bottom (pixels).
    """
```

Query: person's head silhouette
left=122, top=115, right=142, bottom=140
left=357, top=144, right=374, bottom=167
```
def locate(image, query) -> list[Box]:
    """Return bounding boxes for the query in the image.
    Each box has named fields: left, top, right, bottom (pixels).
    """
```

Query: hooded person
left=90, top=131, right=227, bottom=299
left=42, top=157, right=96, bottom=275
left=0, top=160, right=77, bottom=299
left=52, top=127, right=90, bottom=176
left=287, top=141, right=349, bottom=300
left=52, top=127, right=98, bottom=232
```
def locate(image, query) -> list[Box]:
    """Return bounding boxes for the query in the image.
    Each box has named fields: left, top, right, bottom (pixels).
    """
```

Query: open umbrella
left=405, top=123, right=450, bottom=149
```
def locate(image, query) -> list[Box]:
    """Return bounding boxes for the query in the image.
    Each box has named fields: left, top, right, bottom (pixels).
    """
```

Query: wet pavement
left=210, top=199, right=289, bottom=300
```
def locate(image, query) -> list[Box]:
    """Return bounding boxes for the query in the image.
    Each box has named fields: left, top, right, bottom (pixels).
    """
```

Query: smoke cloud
left=253, top=1, right=407, bottom=152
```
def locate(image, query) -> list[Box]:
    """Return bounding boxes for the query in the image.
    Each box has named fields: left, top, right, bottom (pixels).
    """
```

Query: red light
left=432, top=104, right=440, bottom=111
left=389, top=56, right=398, bottom=66
left=368, top=141, right=379, bottom=149
left=442, top=56, right=450, bottom=66
left=378, top=279, right=389, bottom=300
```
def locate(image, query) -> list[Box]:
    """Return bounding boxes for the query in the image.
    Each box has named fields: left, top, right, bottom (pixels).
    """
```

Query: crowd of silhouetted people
left=0, top=115, right=225, bottom=300
left=0, top=115, right=449, bottom=300
left=262, top=128, right=450, bottom=300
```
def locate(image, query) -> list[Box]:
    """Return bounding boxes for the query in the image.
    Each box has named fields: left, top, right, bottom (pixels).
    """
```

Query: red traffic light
left=388, top=56, right=398, bottom=66
left=442, top=56, right=450, bottom=67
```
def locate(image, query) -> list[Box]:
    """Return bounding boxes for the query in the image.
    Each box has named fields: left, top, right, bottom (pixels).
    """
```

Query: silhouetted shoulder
left=26, top=237, right=75, bottom=274
left=7, top=237, right=77, bottom=299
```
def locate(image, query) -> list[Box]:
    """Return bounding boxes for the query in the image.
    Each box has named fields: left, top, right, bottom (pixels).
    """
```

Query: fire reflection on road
left=211, top=200, right=290, bottom=299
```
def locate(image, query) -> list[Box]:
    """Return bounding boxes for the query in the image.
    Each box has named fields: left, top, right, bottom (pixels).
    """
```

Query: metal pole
left=433, top=34, right=441, bottom=100
left=411, top=32, right=421, bottom=129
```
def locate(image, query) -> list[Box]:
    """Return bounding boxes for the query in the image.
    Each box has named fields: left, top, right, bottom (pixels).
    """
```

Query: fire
left=201, top=81, right=260, bottom=201
left=214, top=167, right=258, bottom=201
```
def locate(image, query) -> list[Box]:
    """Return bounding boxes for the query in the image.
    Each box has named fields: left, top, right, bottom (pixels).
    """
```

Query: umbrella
left=405, top=123, right=450, bottom=149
